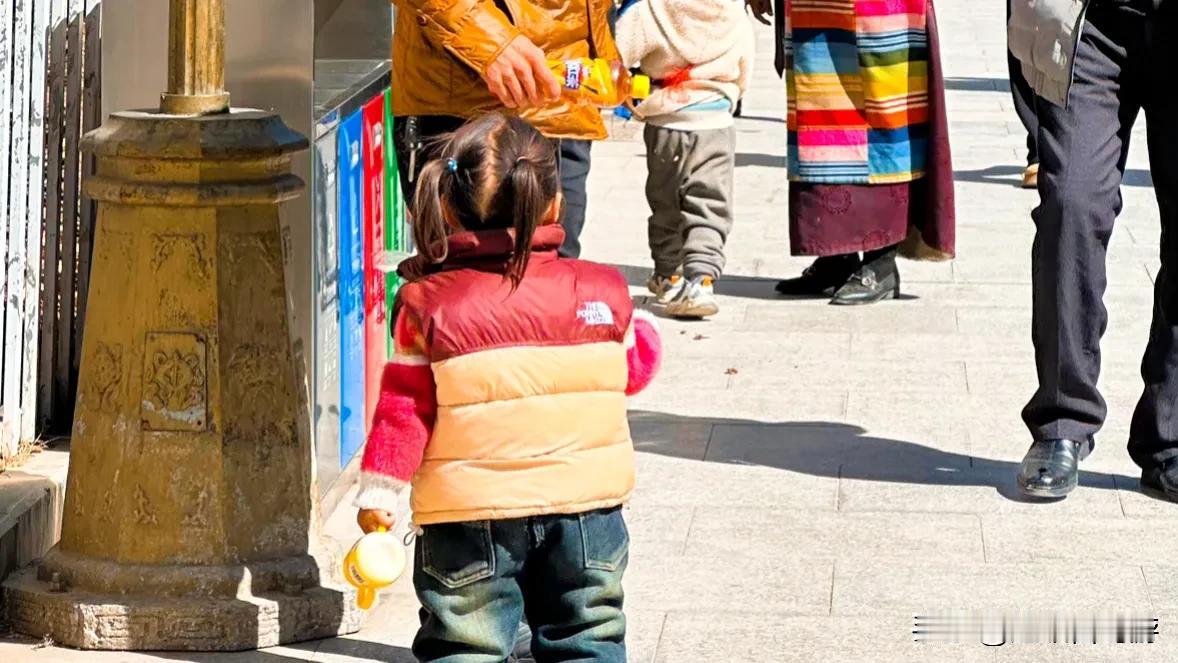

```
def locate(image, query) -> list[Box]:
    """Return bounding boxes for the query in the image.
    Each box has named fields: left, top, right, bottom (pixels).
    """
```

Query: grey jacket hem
left=1008, top=0, right=1090, bottom=109
left=1022, top=64, right=1071, bottom=109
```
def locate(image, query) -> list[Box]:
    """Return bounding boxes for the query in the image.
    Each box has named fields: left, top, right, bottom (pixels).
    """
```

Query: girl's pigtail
left=506, top=156, right=545, bottom=289
left=411, top=159, right=451, bottom=265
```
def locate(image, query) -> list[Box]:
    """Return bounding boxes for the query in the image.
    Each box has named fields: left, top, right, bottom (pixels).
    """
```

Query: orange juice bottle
left=550, top=58, right=651, bottom=107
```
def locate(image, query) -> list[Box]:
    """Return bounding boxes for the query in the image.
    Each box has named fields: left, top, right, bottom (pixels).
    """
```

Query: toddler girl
left=354, top=112, right=662, bottom=662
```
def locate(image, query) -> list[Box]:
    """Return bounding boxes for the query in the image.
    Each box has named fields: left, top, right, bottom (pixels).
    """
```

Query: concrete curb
left=0, top=442, right=69, bottom=584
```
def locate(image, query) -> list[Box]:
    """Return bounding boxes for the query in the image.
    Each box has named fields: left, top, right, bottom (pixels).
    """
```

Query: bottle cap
left=631, top=75, right=651, bottom=100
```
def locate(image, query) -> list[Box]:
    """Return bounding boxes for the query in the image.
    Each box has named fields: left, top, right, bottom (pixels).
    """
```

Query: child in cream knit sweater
left=616, top=0, right=754, bottom=318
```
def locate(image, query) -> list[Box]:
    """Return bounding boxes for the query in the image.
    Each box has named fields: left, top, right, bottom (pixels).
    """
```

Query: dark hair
left=411, top=113, right=560, bottom=287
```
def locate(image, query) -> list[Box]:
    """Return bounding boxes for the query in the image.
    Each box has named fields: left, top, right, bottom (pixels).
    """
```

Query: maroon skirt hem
left=788, top=181, right=924, bottom=257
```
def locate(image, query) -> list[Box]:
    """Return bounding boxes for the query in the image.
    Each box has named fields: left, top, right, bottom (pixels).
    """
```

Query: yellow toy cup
left=342, top=527, right=407, bottom=610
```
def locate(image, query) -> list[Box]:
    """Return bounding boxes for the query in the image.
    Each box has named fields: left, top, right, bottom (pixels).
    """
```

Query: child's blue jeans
left=412, top=507, right=629, bottom=663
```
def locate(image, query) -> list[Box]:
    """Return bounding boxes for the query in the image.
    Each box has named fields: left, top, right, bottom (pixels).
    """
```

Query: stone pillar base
left=7, top=107, right=367, bottom=651
left=3, top=560, right=363, bottom=651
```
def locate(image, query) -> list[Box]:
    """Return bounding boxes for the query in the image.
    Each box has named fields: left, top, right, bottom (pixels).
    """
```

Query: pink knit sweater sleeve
left=625, top=309, right=663, bottom=396
left=353, top=307, right=437, bottom=511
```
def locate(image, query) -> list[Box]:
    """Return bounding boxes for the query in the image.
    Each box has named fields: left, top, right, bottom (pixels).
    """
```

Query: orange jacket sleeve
left=392, top=0, right=522, bottom=76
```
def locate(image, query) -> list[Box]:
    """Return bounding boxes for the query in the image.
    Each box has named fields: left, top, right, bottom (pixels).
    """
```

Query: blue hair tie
left=447, top=158, right=459, bottom=173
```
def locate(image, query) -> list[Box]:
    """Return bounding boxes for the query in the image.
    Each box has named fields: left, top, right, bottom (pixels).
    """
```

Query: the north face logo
left=577, top=302, right=614, bottom=326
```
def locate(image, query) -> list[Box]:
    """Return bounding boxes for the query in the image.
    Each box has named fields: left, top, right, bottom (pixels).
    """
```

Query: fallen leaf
left=724, top=368, right=739, bottom=375
left=693, top=334, right=708, bottom=341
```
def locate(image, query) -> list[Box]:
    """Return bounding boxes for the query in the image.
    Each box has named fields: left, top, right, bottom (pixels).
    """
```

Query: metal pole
left=160, top=0, right=230, bottom=115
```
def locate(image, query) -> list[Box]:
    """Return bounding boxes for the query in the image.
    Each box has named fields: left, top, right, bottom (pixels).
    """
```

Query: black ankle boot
left=830, top=248, right=899, bottom=306
left=775, top=254, right=861, bottom=297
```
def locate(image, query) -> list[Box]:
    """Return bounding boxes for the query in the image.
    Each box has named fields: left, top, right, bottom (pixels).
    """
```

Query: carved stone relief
left=141, top=333, right=207, bottom=432
left=86, top=343, right=123, bottom=413
left=132, top=485, right=158, bottom=526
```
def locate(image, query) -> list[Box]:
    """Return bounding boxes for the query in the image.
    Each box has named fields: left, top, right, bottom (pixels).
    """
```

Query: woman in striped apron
left=750, top=0, right=956, bottom=305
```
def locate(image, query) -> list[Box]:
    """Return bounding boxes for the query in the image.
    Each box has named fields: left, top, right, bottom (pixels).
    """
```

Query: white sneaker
left=665, top=276, right=719, bottom=318
left=647, top=273, right=685, bottom=305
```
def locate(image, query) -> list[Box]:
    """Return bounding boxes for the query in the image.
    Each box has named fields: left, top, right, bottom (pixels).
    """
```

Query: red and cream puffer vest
left=353, top=224, right=661, bottom=525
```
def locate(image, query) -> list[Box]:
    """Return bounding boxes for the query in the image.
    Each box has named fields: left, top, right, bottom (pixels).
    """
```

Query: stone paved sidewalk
left=4, top=0, right=1175, bottom=660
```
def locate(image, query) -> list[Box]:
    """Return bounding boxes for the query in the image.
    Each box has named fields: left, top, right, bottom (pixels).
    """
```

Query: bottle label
left=564, top=60, right=583, bottom=90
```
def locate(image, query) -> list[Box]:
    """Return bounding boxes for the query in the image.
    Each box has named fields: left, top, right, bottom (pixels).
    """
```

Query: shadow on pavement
left=735, top=152, right=786, bottom=168
left=609, top=263, right=923, bottom=303
left=629, top=411, right=1135, bottom=503
left=612, top=263, right=785, bottom=302
left=152, top=650, right=315, bottom=662
left=734, top=114, right=785, bottom=125
left=1, top=621, right=414, bottom=662
left=944, top=76, right=1010, bottom=92
left=956, top=164, right=1154, bottom=188
left=306, top=637, right=416, bottom=662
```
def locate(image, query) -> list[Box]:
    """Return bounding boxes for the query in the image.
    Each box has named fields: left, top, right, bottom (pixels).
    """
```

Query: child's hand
left=357, top=508, right=396, bottom=534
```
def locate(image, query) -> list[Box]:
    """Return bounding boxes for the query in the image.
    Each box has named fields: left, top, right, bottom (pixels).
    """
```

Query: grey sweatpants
left=644, top=124, right=736, bottom=280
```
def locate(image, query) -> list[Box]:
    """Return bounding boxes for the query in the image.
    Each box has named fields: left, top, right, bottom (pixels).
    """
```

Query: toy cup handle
left=357, top=586, right=376, bottom=610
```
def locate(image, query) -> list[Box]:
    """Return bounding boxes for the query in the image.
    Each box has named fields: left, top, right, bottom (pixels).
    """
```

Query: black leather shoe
left=776, top=255, right=861, bottom=297
left=1140, top=460, right=1178, bottom=504
left=830, top=261, right=900, bottom=306
left=1017, top=439, right=1092, bottom=498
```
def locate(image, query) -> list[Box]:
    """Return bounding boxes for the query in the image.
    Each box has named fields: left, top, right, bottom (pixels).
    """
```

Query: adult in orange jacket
left=390, top=0, right=619, bottom=258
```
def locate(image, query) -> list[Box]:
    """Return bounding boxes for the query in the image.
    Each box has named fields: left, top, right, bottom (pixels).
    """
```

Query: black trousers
left=1023, top=0, right=1178, bottom=470
left=1006, top=0, right=1039, bottom=165
left=392, top=115, right=592, bottom=258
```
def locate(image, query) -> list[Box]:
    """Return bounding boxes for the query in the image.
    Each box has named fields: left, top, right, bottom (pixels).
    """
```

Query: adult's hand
left=484, top=35, right=562, bottom=110
left=746, top=0, right=773, bottom=25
